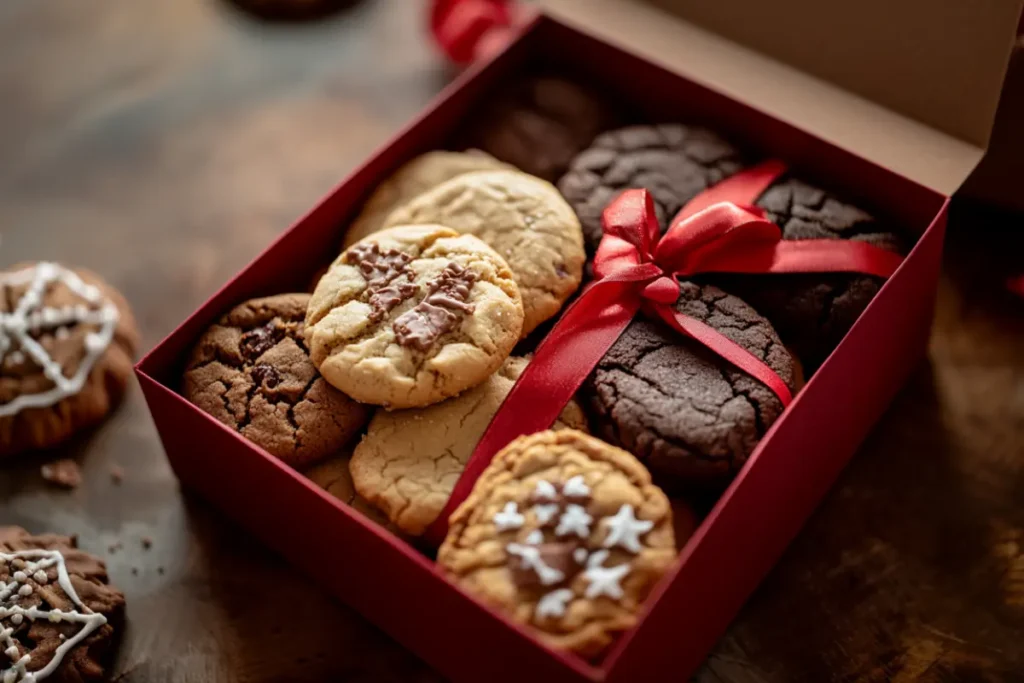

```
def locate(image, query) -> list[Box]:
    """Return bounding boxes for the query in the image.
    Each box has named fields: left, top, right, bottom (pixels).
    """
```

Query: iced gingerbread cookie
left=183, top=294, right=370, bottom=468
left=342, top=150, right=512, bottom=248
left=0, top=262, right=138, bottom=458
left=306, top=225, right=523, bottom=409
left=0, top=527, right=125, bottom=683
left=383, top=170, right=585, bottom=336
left=350, top=356, right=589, bottom=536
left=438, top=429, right=676, bottom=659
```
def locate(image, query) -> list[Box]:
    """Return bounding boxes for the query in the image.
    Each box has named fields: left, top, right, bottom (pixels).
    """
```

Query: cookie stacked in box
left=183, top=74, right=904, bottom=660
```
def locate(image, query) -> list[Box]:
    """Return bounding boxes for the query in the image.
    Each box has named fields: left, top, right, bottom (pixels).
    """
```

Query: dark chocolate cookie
left=1, top=526, right=125, bottom=683
left=557, top=124, right=744, bottom=253
left=461, top=76, right=618, bottom=182
left=183, top=293, right=370, bottom=468
left=583, top=282, right=795, bottom=490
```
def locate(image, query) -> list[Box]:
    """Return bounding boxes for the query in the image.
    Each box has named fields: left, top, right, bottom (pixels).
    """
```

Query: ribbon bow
left=424, top=161, right=903, bottom=543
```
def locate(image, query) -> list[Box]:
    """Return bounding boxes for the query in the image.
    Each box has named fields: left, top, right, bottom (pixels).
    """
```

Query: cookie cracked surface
left=350, top=356, right=589, bottom=536
left=383, top=170, right=585, bottom=336
left=183, top=293, right=369, bottom=468
left=583, top=282, right=795, bottom=490
left=306, top=225, right=523, bottom=409
left=438, top=429, right=675, bottom=659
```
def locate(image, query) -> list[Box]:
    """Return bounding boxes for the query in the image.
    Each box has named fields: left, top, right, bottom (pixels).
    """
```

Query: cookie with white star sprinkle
left=437, top=429, right=675, bottom=659
left=0, top=527, right=125, bottom=683
left=0, top=263, right=138, bottom=458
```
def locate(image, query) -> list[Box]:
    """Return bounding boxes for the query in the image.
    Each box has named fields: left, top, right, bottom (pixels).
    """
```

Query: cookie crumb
left=157, top=566, right=165, bottom=575
left=108, top=541, right=122, bottom=554
left=141, top=536, right=152, bottom=550
left=131, top=567, right=139, bottom=576
left=110, top=465, right=124, bottom=484
left=41, top=459, right=82, bottom=489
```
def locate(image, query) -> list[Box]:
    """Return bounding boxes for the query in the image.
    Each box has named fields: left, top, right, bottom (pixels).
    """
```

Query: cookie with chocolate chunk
left=461, top=76, right=618, bottom=182
left=438, top=429, right=675, bottom=659
left=305, top=225, right=523, bottom=409
left=183, top=293, right=369, bottom=468
left=584, top=282, right=795, bottom=490
left=0, top=526, right=125, bottom=683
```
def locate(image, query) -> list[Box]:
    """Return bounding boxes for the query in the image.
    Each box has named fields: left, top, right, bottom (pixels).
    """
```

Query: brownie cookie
left=438, top=429, right=676, bottom=659
left=1, top=527, right=125, bottom=683
left=342, top=150, right=512, bottom=248
left=0, top=263, right=138, bottom=458
left=557, top=124, right=744, bottom=253
left=183, top=293, right=369, bottom=468
left=383, top=170, right=585, bottom=336
left=584, top=282, right=795, bottom=490
left=306, top=225, right=523, bottom=409
left=460, top=76, right=618, bottom=182
left=350, top=356, right=589, bottom=536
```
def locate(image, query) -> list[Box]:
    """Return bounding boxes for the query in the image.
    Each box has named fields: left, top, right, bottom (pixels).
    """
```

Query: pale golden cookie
left=383, top=170, right=585, bottom=336
left=343, top=150, right=512, bottom=248
left=305, top=449, right=403, bottom=535
left=438, top=429, right=676, bottom=659
left=350, top=356, right=589, bottom=536
left=305, top=225, right=523, bottom=409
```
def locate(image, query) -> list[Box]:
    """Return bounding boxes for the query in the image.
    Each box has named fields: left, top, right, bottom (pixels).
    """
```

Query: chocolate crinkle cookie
left=183, top=293, right=370, bottom=468
left=460, top=75, right=619, bottom=182
left=0, top=527, right=125, bottom=683
left=583, top=282, right=796, bottom=491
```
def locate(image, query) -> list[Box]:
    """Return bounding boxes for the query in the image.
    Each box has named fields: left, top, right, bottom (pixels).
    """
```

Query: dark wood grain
left=1, top=1, right=1022, bottom=681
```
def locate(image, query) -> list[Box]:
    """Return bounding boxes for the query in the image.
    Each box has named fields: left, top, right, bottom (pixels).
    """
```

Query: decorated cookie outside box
left=136, top=1, right=1024, bottom=682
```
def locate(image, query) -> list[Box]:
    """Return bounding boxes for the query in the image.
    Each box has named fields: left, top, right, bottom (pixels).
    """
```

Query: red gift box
left=135, top=3, right=1019, bottom=681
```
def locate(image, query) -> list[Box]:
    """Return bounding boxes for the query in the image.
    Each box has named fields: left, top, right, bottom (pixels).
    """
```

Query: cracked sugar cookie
left=350, top=356, right=589, bottom=536
left=184, top=293, right=370, bottom=468
left=305, top=225, right=523, bottom=409
left=0, top=262, right=138, bottom=458
left=438, top=429, right=676, bottom=659
left=342, top=150, right=512, bottom=248
left=1, top=526, right=125, bottom=683
left=382, top=169, right=585, bottom=336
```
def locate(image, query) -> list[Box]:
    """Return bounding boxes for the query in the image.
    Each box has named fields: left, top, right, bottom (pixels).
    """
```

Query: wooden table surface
left=2, top=1, right=1023, bottom=681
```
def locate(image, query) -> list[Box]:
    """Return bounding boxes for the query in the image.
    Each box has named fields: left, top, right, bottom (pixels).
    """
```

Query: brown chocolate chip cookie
left=183, top=293, right=369, bottom=468
left=1, top=526, right=125, bottom=683
left=583, top=282, right=796, bottom=490
left=438, top=429, right=676, bottom=659
left=0, top=262, right=138, bottom=458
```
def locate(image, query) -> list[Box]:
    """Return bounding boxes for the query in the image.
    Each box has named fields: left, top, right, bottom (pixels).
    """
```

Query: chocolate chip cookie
left=0, top=262, right=139, bottom=458
left=460, top=76, right=619, bottom=182
left=438, top=429, right=676, bottom=659
left=342, top=150, right=512, bottom=248
left=584, top=282, right=796, bottom=490
left=183, top=293, right=369, bottom=468
left=383, top=170, right=585, bottom=336
left=350, top=356, right=589, bottom=536
left=1, top=526, right=125, bottom=683
left=306, top=225, right=523, bottom=409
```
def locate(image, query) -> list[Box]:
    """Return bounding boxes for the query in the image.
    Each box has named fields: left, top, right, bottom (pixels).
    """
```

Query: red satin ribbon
left=430, top=0, right=514, bottom=64
left=424, top=161, right=903, bottom=544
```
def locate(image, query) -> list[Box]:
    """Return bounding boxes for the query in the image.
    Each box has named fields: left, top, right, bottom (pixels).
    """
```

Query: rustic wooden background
left=2, top=1, right=1023, bottom=681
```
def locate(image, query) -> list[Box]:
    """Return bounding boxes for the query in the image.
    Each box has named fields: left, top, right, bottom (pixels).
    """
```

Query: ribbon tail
left=423, top=281, right=642, bottom=545
left=674, top=160, right=787, bottom=222
left=651, top=304, right=793, bottom=406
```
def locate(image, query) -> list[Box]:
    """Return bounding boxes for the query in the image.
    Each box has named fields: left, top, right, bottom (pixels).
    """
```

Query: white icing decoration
left=555, top=504, right=592, bottom=539
left=506, top=544, right=564, bottom=586
left=5, top=353, right=23, bottom=366
left=573, top=548, right=588, bottom=564
left=601, top=504, right=654, bottom=554
left=0, top=264, right=119, bottom=418
left=525, top=530, right=543, bottom=545
left=562, top=475, right=590, bottom=498
left=582, top=550, right=630, bottom=600
left=533, top=480, right=557, bottom=501
left=54, top=328, right=68, bottom=341
left=492, top=502, right=525, bottom=532
left=0, top=549, right=108, bottom=683
left=535, top=588, right=574, bottom=620
left=533, top=504, right=559, bottom=525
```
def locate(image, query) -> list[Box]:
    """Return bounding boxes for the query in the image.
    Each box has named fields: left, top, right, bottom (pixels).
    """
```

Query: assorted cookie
left=0, top=262, right=138, bottom=458
left=383, top=170, right=586, bottom=336
left=438, top=429, right=676, bottom=659
left=306, top=225, right=524, bottom=409
left=0, top=527, right=125, bottom=683
left=183, top=293, right=370, bottom=468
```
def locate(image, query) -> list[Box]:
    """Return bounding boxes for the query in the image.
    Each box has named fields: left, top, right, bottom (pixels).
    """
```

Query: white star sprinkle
left=555, top=504, right=593, bottom=539
left=535, top=588, right=574, bottom=619
left=492, top=502, right=525, bottom=532
left=602, top=504, right=654, bottom=554
left=583, top=550, right=630, bottom=600
left=533, top=480, right=558, bottom=501
left=525, top=530, right=543, bottom=545
left=573, top=548, right=589, bottom=564
left=506, top=544, right=564, bottom=586
left=533, top=503, right=560, bottom=526
left=562, top=475, right=590, bottom=498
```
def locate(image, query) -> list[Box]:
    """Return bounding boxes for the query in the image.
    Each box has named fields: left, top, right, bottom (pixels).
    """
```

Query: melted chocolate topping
left=346, top=242, right=420, bottom=321
left=240, top=322, right=283, bottom=361
left=393, top=262, right=477, bottom=351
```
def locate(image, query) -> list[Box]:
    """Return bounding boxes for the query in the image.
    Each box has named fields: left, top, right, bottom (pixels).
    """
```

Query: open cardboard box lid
left=532, top=0, right=1023, bottom=197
